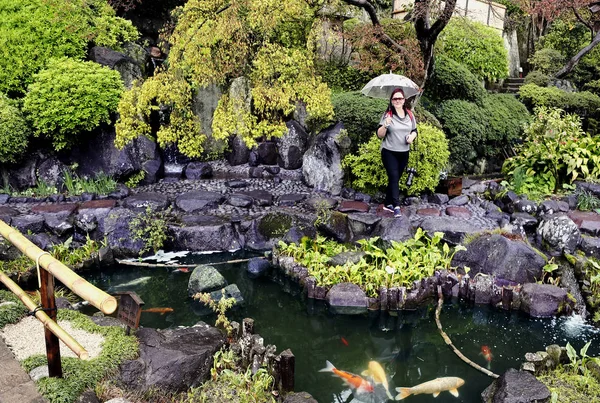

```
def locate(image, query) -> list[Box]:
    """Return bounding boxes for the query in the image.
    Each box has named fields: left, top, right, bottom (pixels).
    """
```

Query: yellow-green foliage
left=0, top=95, right=30, bottom=163
left=116, top=0, right=333, bottom=155
left=343, top=123, right=449, bottom=195
left=115, top=71, right=204, bottom=157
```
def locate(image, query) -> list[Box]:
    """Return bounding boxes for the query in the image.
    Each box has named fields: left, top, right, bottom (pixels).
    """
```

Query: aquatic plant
left=21, top=309, right=138, bottom=403
left=278, top=230, right=465, bottom=297
left=182, top=349, right=276, bottom=403
left=63, top=170, right=117, bottom=196
left=51, top=236, right=104, bottom=269
left=193, top=291, right=237, bottom=337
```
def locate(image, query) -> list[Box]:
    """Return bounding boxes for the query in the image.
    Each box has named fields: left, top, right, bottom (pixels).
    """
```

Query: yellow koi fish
left=395, top=377, right=465, bottom=400
left=361, top=360, right=393, bottom=400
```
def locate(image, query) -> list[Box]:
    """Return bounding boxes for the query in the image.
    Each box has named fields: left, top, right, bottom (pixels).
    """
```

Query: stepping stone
left=32, top=204, right=79, bottom=215
left=375, top=204, right=394, bottom=217
left=228, top=194, right=253, bottom=208
left=446, top=206, right=472, bottom=219
left=568, top=211, right=600, bottom=235
left=306, top=197, right=337, bottom=210
left=278, top=193, right=306, bottom=206
left=79, top=199, right=116, bottom=209
left=448, top=195, right=469, bottom=206
left=175, top=191, right=224, bottom=213
left=0, top=206, right=21, bottom=224
left=416, top=207, right=441, bottom=216
left=337, top=200, right=369, bottom=213
left=123, top=192, right=169, bottom=211
left=226, top=180, right=248, bottom=188
left=241, top=190, right=273, bottom=206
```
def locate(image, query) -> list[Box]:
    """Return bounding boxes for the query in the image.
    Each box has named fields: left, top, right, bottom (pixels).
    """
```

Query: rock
left=306, top=197, right=338, bottom=211
left=175, top=191, right=224, bottom=213
left=420, top=216, right=486, bottom=245
left=226, top=180, right=248, bottom=189
left=193, top=284, right=245, bottom=316
left=520, top=283, right=568, bottom=317
left=228, top=194, right=253, bottom=208
left=278, top=193, right=307, bottom=206
left=183, top=162, right=213, bottom=179
left=302, top=122, right=345, bottom=196
left=0, top=194, right=9, bottom=204
left=278, top=120, right=309, bottom=169
left=372, top=217, right=413, bottom=243
left=1, top=152, right=38, bottom=190
left=337, top=201, right=369, bottom=213
left=283, top=392, right=318, bottom=403
left=538, top=200, right=560, bottom=215
left=247, top=257, right=271, bottom=278
left=511, top=212, right=538, bottom=231
left=75, top=390, right=101, bottom=403
left=37, top=155, right=67, bottom=189
left=429, top=193, right=449, bottom=204
left=123, top=192, right=169, bottom=212
left=99, top=208, right=145, bottom=258
left=29, top=366, right=49, bottom=381
left=326, top=282, right=367, bottom=315
left=88, top=46, right=142, bottom=89
left=170, top=218, right=240, bottom=252
left=188, top=265, right=227, bottom=296
left=328, top=251, right=367, bottom=266
left=514, top=199, right=538, bottom=214
left=191, top=84, right=226, bottom=159
left=11, top=214, right=44, bottom=233
left=575, top=181, right=600, bottom=198
left=257, top=141, right=278, bottom=165
left=316, top=211, right=351, bottom=243
left=580, top=235, right=600, bottom=258
left=481, top=368, right=551, bottom=403
left=537, top=214, right=581, bottom=255
left=240, top=190, right=274, bottom=206
left=347, top=213, right=380, bottom=238
left=445, top=206, right=472, bottom=219
left=452, top=234, right=545, bottom=283
left=119, top=324, right=226, bottom=393
left=568, top=210, right=600, bottom=236
left=0, top=206, right=18, bottom=224
left=448, top=195, right=469, bottom=206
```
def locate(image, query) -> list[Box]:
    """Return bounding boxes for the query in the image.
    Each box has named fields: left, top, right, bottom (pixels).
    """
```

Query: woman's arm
left=377, top=124, right=388, bottom=139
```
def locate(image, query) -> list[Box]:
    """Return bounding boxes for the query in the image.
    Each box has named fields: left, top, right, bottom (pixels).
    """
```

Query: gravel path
left=0, top=316, right=104, bottom=361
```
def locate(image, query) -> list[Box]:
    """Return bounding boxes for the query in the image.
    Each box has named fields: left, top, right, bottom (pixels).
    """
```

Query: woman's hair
left=386, top=88, right=408, bottom=117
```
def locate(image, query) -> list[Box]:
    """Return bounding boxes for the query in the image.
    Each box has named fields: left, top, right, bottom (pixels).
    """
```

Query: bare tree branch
left=572, top=6, right=595, bottom=41
left=555, top=30, right=600, bottom=78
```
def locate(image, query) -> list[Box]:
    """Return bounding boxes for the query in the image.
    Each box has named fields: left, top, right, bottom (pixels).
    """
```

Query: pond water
left=83, top=251, right=600, bottom=403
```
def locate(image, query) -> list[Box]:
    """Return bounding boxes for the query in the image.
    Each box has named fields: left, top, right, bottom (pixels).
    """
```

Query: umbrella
left=360, top=73, right=421, bottom=100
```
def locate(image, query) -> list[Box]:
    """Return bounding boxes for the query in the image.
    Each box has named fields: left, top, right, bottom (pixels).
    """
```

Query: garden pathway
left=0, top=337, right=46, bottom=403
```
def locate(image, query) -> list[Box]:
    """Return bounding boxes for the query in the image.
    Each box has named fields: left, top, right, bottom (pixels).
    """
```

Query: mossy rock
left=258, top=212, right=294, bottom=239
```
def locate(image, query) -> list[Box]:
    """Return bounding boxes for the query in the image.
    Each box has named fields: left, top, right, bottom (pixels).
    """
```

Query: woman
left=376, top=88, right=417, bottom=217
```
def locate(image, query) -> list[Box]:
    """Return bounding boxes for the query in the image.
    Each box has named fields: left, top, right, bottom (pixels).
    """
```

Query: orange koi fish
left=341, top=337, right=349, bottom=346
left=480, top=345, right=493, bottom=369
left=173, top=267, right=191, bottom=273
left=142, top=307, right=174, bottom=315
left=319, top=361, right=374, bottom=394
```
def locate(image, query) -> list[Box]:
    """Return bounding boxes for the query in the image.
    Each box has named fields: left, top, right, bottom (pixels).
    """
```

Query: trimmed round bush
left=331, top=91, right=387, bottom=150
left=343, top=123, right=449, bottom=195
left=434, top=99, right=487, bottom=169
left=519, top=84, right=600, bottom=120
left=524, top=71, right=550, bottom=87
left=0, top=96, right=30, bottom=163
left=437, top=18, right=508, bottom=81
left=23, top=58, right=124, bottom=151
left=528, top=48, right=565, bottom=75
left=424, top=55, right=487, bottom=105
left=414, top=104, right=442, bottom=130
left=481, top=94, right=530, bottom=146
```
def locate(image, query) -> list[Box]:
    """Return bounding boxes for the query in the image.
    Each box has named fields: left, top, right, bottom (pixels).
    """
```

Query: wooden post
left=40, top=269, right=62, bottom=378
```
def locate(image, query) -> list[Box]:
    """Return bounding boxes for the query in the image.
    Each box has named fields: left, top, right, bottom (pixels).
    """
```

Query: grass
left=0, top=290, right=28, bottom=329
left=538, top=365, right=600, bottom=402
left=21, top=309, right=138, bottom=403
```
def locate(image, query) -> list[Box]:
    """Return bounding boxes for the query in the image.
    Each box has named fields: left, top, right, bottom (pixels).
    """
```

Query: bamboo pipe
left=0, top=220, right=117, bottom=314
left=0, top=272, right=89, bottom=360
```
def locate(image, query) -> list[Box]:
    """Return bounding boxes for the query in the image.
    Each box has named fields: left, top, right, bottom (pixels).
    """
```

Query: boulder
left=278, top=193, right=307, bottom=207
left=257, top=141, right=278, bottom=165
left=240, top=190, right=273, bottom=206
left=175, top=191, right=224, bottom=213
left=326, top=282, right=367, bottom=315
left=452, top=234, right=546, bottom=284
left=169, top=217, right=240, bottom=252
left=123, top=192, right=169, bottom=212
left=372, top=217, right=413, bottom=243
left=520, top=283, right=569, bottom=317
left=277, top=120, right=309, bottom=169
left=1, top=153, right=38, bottom=190
left=226, top=135, right=251, bottom=166
left=11, top=215, right=44, bottom=234
left=183, top=162, right=213, bottom=179
left=191, top=84, right=226, bottom=159
left=37, top=155, right=67, bottom=189
left=188, top=265, right=227, bottom=296
left=98, top=208, right=145, bottom=258
left=419, top=216, right=487, bottom=245
left=536, top=214, right=581, bottom=255
left=481, top=368, right=551, bottom=403
left=119, top=324, right=226, bottom=393
left=246, top=257, right=271, bottom=278
left=283, top=392, right=318, bottom=403
left=88, top=46, right=143, bottom=89
left=347, top=213, right=381, bottom=238
left=302, top=122, right=345, bottom=196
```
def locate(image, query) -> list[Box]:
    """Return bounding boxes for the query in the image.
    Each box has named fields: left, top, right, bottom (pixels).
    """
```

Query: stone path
left=0, top=337, right=46, bottom=403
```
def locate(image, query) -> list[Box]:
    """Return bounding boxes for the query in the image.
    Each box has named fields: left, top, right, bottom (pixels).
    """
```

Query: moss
left=258, top=213, right=293, bottom=238
left=538, top=367, right=600, bottom=402
left=0, top=290, right=28, bottom=329
left=21, top=309, right=138, bottom=403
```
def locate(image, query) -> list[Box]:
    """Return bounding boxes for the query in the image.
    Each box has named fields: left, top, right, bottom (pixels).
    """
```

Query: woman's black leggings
left=381, top=148, right=409, bottom=208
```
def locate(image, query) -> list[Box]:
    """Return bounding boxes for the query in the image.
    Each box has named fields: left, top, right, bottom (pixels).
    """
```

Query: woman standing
left=376, top=88, right=417, bottom=217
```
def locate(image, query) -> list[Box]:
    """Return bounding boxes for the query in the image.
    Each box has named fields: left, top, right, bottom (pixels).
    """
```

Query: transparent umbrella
left=360, top=73, right=422, bottom=100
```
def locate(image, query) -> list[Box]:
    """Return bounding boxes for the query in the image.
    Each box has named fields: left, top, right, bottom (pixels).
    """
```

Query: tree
left=339, top=0, right=457, bottom=86
left=510, top=0, right=600, bottom=78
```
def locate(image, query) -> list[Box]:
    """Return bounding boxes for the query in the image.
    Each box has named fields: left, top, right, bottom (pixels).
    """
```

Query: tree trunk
left=555, top=30, right=600, bottom=78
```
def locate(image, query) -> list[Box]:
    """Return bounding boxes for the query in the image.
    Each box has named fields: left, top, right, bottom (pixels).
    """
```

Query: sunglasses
left=392, top=97, right=405, bottom=101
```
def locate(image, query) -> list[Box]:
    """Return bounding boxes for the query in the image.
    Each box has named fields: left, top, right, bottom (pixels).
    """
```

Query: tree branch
left=555, top=29, right=600, bottom=78
left=430, top=0, right=458, bottom=39
left=572, top=6, right=595, bottom=42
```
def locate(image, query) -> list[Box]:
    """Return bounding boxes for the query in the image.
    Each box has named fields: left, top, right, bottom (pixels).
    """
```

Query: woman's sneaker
left=394, top=206, right=402, bottom=217
left=383, top=204, right=394, bottom=213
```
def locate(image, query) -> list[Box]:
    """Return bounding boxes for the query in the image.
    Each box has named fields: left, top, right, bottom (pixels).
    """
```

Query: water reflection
left=83, top=252, right=600, bottom=403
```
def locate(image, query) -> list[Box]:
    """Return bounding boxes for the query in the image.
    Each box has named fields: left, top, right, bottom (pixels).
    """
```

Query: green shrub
left=22, top=309, right=138, bottom=403
left=583, top=79, right=600, bottom=96
left=343, top=123, right=449, bottom=195
left=331, top=91, right=387, bottom=150
left=434, top=99, right=487, bottom=169
left=437, top=17, right=508, bottom=81
left=502, top=107, right=600, bottom=197
left=524, top=71, right=550, bottom=87
left=519, top=84, right=600, bottom=120
left=528, top=48, right=565, bottom=75
left=23, top=58, right=123, bottom=151
left=480, top=94, right=530, bottom=152
left=0, top=0, right=137, bottom=96
left=425, top=55, right=487, bottom=105
left=316, top=62, right=374, bottom=93
left=0, top=290, right=28, bottom=329
left=0, top=95, right=30, bottom=163
left=414, top=104, right=442, bottom=130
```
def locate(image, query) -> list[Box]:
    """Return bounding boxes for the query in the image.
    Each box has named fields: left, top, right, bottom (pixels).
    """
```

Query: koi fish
left=142, top=307, right=174, bottom=315
left=341, top=337, right=349, bottom=346
left=395, top=377, right=465, bottom=400
left=173, top=267, right=191, bottom=273
left=319, top=360, right=374, bottom=394
left=480, top=345, right=493, bottom=369
left=361, top=360, right=393, bottom=400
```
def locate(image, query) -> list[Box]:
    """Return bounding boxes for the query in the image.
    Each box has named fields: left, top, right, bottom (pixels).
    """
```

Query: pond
left=83, top=251, right=600, bottom=403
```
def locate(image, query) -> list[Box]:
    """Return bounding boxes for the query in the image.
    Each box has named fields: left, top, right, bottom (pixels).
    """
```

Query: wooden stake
left=40, top=269, right=62, bottom=377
